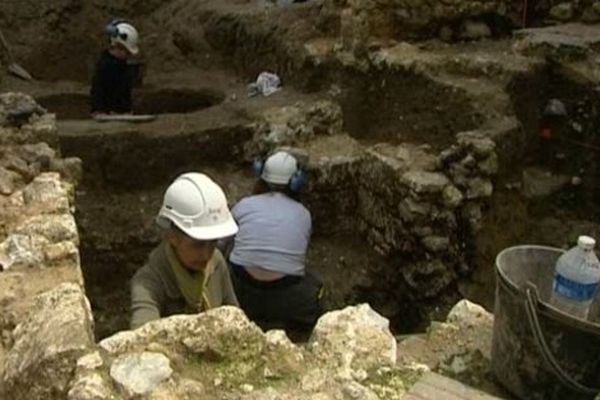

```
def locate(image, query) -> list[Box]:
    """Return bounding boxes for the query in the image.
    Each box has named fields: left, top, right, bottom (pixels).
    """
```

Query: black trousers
left=229, top=262, right=323, bottom=330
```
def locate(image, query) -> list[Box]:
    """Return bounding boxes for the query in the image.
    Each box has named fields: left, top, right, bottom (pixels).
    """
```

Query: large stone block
left=2, top=283, right=94, bottom=400
left=0, top=167, right=24, bottom=195
left=308, top=304, right=396, bottom=372
left=100, top=306, right=264, bottom=359
left=401, top=170, right=449, bottom=194
left=110, top=352, right=173, bottom=398
left=22, top=172, right=72, bottom=214
left=14, top=214, right=78, bottom=244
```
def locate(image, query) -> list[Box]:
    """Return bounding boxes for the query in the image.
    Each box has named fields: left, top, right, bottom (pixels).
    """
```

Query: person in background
left=90, top=19, right=139, bottom=116
left=130, top=173, right=239, bottom=330
left=227, top=150, right=323, bottom=331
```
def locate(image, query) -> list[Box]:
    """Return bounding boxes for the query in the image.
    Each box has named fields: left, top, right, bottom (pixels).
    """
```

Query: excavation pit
left=36, top=88, right=225, bottom=120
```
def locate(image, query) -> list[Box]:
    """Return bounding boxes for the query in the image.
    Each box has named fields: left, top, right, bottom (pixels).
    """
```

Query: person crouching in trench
left=130, top=173, right=239, bottom=330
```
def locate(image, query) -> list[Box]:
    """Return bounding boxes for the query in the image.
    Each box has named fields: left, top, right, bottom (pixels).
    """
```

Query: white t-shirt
left=230, top=192, right=311, bottom=276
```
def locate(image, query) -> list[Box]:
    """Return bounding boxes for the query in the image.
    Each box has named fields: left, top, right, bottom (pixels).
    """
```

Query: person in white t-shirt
left=227, top=151, right=322, bottom=330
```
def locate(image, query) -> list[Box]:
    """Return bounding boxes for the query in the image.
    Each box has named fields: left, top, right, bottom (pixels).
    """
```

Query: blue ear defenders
left=105, top=19, right=128, bottom=40
left=252, top=157, right=307, bottom=192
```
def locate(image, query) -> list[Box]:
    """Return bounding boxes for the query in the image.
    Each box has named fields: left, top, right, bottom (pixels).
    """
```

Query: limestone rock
left=398, top=198, right=431, bottom=220
left=465, top=178, right=493, bottom=199
left=456, top=132, right=496, bottom=159
left=0, top=93, right=46, bottom=128
left=301, top=368, right=328, bottom=392
left=342, top=380, right=380, bottom=400
left=0, top=166, right=24, bottom=195
left=549, top=2, right=574, bottom=20
left=421, top=236, right=450, bottom=252
left=477, top=153, right=498, bottom=176
left=22, top=172, right=71, bottom=213
left=248, top=101, right=343, bottom=156
left=2, top=283, right=94, bottom=400
left=308, top=304, right=396, bottom=371
left=446, top=299, right=493, bottom=328
left=263, top=329, right=305, bottom=370
left=76, top=351, right=104, bottom=372
left=110, top=352, right=173, bottom=397
left=398, top=299, right=494, bottom=390
left=175, top=378, right=205, bottom=399
left=512, top=24, right=597, bottom=60
left=43, top=240, right=80, bottom=266
left=442, top=184, right=463, bottom=208
left=459, top=20, right=491, bottom=40
left=15, top=214, right=78, bottom=244
left=0, top=151, right=35, bottom=180
left=0, top=233, right=47, bottom=270
left=49, top=156, right=83, bottom=184
left=100, top=306, right=263, bottom=358
left=15, top=142, right=56, bottom=167
left=401, top=171, right=449, bottom=194
left=68, top=373, right=115, bottom=400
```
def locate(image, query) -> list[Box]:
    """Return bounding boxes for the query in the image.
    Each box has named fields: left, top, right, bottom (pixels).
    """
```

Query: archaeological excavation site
left=1, top=0, right=600, bottom=399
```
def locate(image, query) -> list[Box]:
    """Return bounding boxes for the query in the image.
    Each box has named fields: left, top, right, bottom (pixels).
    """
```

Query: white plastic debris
left=248, top=72, right=282, bottom=97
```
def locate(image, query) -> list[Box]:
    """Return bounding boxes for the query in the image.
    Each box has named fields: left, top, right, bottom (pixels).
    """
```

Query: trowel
left=0, top=27, right=33, bottom=81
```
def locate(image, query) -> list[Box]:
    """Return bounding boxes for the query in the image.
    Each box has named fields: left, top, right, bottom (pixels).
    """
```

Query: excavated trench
left=36, top=88, right=225, bottom=119
left=40, top=58, right=600, bottom=341
left=461, top=66, right=600, bottom=310
left=337, top=70, right=482, bottom=149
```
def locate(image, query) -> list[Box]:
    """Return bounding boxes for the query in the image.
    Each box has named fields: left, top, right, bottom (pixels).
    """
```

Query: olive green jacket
left=130, top=242, right=239, bottom=330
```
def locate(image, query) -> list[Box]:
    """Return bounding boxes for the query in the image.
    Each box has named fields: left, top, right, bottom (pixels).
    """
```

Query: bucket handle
left=525, top=283, right=600, bottom=395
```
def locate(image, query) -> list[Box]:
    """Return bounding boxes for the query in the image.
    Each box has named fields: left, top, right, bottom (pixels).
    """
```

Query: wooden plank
left=405, top=372, right=506, bottom=400
left=402, top=394, right=425, bottom=400
left=422, top=373, right=505, bottom=399
left=409, top=380, right=465, bottom=400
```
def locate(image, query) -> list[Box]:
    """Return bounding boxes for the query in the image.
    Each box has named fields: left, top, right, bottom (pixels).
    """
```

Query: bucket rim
left=495, top=244, right=600, bottom=333
left=495, top=245, right=564, bottom=287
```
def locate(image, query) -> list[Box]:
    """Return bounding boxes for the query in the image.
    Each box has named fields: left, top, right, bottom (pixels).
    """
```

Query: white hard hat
left=156, top=173, right=238, bottom=240
left=111, top=22, right=139, bottom=55
left=261, top=151, right=299, bottom=185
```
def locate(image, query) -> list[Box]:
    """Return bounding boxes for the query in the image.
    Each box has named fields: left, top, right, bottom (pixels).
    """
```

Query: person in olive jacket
left=130, top=173, right=239, bottom=330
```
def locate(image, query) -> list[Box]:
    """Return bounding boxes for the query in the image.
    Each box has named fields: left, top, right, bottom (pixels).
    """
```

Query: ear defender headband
left=105, top=19, right=128, bottom=40
left=252, top=155, right=307, bottom=193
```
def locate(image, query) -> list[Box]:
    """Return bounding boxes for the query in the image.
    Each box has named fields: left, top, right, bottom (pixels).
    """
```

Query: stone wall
left=67, top=304, right=414, bottom=400
left=314, top=134, right=496, bottom=304
left=0, top=93, right=92, bottom=399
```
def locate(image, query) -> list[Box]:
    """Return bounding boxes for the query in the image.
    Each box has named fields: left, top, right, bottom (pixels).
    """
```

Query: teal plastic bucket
left=492, top=245, right=600, bottom=400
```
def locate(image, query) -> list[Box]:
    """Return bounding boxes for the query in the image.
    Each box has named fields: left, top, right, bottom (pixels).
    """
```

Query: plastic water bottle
left=550, top=236, right=600, bottom=320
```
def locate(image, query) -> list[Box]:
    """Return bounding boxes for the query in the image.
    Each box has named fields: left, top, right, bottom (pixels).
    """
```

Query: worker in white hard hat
left=130, top=173, right=239, bottom=330
left=90, top=19, right=140, bottom=116
left=226, top=150, right=323, bottom=331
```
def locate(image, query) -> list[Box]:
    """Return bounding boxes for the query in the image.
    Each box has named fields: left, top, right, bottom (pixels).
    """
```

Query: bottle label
left=554, top=274, right=599, bottom=301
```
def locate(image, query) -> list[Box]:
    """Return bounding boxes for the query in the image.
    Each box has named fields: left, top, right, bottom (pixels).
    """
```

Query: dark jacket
left=90, top=50, right=132, bottom=114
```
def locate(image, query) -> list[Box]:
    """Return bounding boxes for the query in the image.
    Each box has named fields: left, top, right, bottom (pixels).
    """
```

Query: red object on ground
left=540, top=127, right=552, bottom=140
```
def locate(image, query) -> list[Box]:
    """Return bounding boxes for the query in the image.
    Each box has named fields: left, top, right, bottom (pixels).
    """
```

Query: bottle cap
left=577, top=235, right=596, bottom=250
